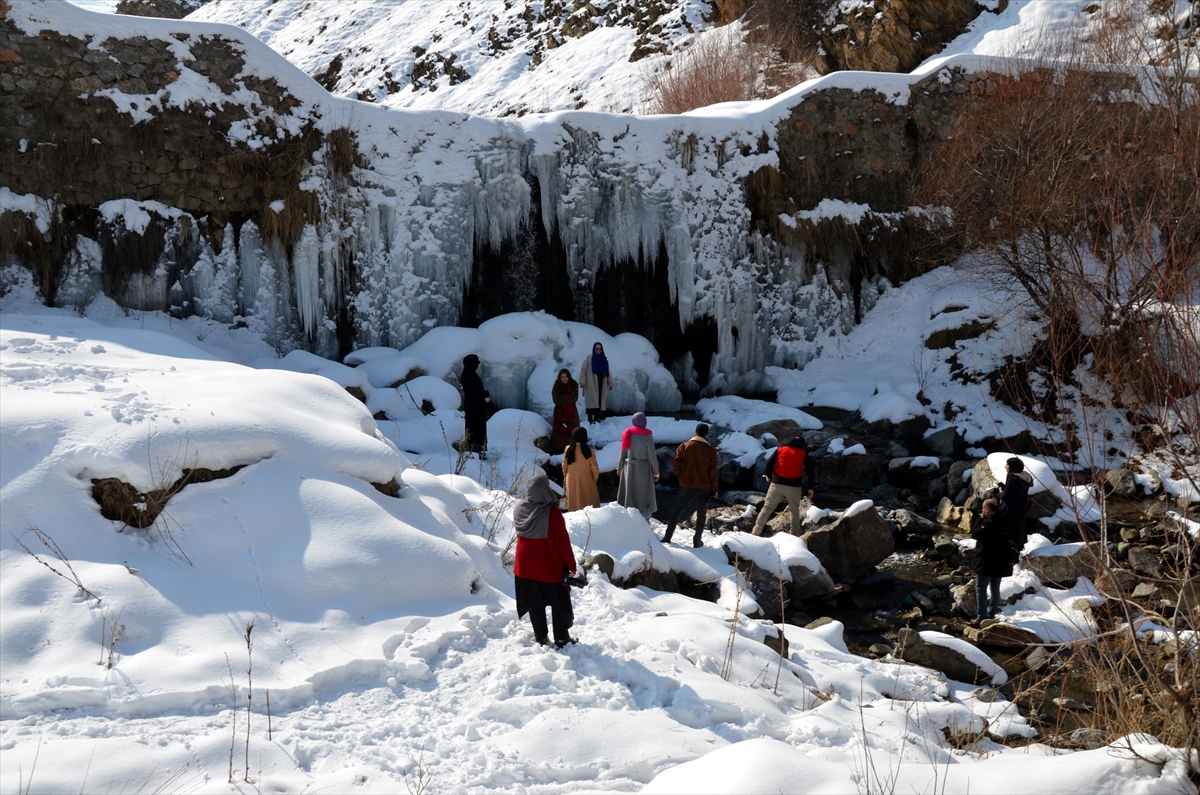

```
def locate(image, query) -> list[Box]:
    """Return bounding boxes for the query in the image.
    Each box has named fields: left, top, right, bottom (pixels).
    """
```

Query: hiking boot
left=555, top=637, right=579, bottom=649
left=693, top=538, right=703, bottom=548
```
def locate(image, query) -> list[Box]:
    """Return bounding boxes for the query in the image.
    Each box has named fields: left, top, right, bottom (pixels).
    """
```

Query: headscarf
left=621, top=413, right=653, bottom=449
left=565, top=426, right=592, bottom=464
left=462, top=353, right=480, bottom=372
left=590, top=343, right=609, bottom=377
left=512, top=470, right=556, bottom=539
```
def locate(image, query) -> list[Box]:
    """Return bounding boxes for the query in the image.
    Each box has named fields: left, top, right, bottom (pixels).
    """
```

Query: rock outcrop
left=817, top=0, right=992, bottom=75
left=802, top=502, right=895, bottom=583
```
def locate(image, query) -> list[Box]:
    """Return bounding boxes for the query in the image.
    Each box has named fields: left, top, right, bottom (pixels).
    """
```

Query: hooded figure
left=460, top=354, right=489, bottom=455
left=971, top=498, right=1018, bottom=622
left=616, top=412, right=658, bottom=519
left=998, top=456, right=1034, bottom=552
left=562, top=427, right=600, bottom=511
left=513, top=470, right=579, bottom=647
left=550, top=368, right=580, bottom=453
left=578, top=342, right=613, bottom=424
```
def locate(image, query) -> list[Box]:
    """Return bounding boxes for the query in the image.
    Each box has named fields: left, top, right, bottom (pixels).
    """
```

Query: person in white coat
left=579, top=342, right=613, bottom=424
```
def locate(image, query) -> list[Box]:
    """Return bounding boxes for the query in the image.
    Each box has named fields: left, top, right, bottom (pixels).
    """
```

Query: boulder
left=720, top=490, right=766, bottom=508
left=964, top=623, right=1044, bottom=650
left=936, top=497, right=969, bottom=531
left=951, top=582, right=977, bottom=617
left=888, top=456, right=943, bottom=488
left=868, top=483, right=901, bottom=503
left=888, top=508, right=942, bottom=538
left=762, top=628, right=789, bottom=657
left=923, top=426, right=964, bottom=456
left=894, top=628, right=996, bottom=685
left=585, top=553, right=616, bottom=579
left=848, top=413, right=932, bottom=450
left=728, top=552, right=788, bottom=620
left=1104, top=468, right=1140, bottom=501
left=812, top=453, right=881, bottom=490
left=787, top=564, right=836, bottom=602
left=1126, top=546, right=1163, bottom=579
left=1023, top=542, right=1104, bottom=588
left=746, top=419, right=805, bottom=442
left=970, top=459, right=1000, bottom=500
left=948, top=460, right=977, bottom=492
left=802, top=502, right=895, bottom=583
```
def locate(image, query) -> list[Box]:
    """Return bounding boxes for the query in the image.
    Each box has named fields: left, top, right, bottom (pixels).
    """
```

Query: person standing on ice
left=579, top=342, right=613, bottom=424
left=460, top=354, right=490, bottom=456
left=970, top=498, right=1017, bottom=626
left=998, top=456, right=1034, bottom=553
left=751, top=436, right=815, bottom=536
left=550, top=368, right=580, bottom=453
left=662, top=423, right=718, bottom=548
left=617, top=411, right=659, bottom=521
left=561, top=427, right=600, bottom=511
left=513, top=470, right=579, bottom=648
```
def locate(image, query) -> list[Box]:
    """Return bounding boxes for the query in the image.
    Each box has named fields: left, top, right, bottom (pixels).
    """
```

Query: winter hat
left=632, top=412, right=647, bottom=428
left=1006, top=457, right=1025, bottom=473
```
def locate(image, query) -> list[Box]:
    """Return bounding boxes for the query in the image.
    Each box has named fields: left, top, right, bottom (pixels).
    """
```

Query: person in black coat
left=971, top=498, right=1018, bottom=624
left=998, top=456, right=1034, bottom=553
left=460, top=354, right=490, bottom=455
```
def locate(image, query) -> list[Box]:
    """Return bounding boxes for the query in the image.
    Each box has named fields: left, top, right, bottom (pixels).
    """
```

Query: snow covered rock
left=811, top=449, right=881, bottom=490
left=801, top=500, right=895, bottom=584
left=1023, top=542, right=1103, bottom=589
left=964, top=622, right=1048, bottom=651
left=895, top=628, right=1006, bottom=686
left=887, top=455, right=943, bottom=488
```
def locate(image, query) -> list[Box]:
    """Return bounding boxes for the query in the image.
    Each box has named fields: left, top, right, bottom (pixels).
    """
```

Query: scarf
left=620, top=426, right=653, bottom=450
left=590, top=345, right=609, bottom=377
left=512, top=470, right=556, bottom=539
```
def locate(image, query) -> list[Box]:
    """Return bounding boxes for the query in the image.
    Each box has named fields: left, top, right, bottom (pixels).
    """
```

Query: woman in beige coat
left=561, top=427, right=600, bottom=511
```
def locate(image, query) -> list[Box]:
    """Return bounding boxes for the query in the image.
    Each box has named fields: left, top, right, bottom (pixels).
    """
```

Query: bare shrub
left=645, top=24, right=760, bottom=114
left=10, top=527, right=100, bottom=602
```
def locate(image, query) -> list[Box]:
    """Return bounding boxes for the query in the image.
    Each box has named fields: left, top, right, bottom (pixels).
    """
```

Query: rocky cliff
left=1, top=1, right=1006, bottom=392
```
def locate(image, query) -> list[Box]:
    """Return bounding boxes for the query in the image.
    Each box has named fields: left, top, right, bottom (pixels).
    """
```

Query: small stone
left=1131, top=582, right=1160, bottom=601
left=868, top=643, right=892, bottom=658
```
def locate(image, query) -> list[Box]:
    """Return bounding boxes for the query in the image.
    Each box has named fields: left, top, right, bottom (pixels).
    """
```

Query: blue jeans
left=975, top=575, right=1003, bottom=618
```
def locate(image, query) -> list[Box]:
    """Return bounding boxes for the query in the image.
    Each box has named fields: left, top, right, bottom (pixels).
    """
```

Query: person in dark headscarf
left=460, top=354, right=490, bottom=455
left=578, top=342, right=613, bottom=424
left=550, top=368, right=580, bottom=453
left=998, top=456, right=1034, bottom=553
left=513, top=470, right=579, bottom=648
left=562, top=426, right=600, bottom=511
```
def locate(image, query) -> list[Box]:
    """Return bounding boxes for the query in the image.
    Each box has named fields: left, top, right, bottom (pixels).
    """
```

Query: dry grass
left=645, top=24, right=760, bottom=114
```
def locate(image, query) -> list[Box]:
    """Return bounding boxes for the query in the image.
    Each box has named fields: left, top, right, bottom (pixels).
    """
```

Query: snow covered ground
left=3, top=288, right=1197, bottom=794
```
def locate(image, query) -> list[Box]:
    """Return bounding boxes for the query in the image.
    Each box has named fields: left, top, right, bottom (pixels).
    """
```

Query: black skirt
left=514, top=576, right=574, bottom=627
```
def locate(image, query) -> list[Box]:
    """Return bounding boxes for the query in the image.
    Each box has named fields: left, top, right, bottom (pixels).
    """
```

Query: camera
left=562, top=572, right=588, bottom=588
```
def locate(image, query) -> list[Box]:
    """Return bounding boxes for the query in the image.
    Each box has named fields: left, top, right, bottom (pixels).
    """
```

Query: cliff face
left=1, top=1, right=988, bottom=392
left=817, top=0, right=996, bottom=75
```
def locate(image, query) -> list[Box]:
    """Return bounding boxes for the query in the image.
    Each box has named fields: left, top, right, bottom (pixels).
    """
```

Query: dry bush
left=915, top=3, right=1199, bottom=766
left=915, top=38, right=1199, bottom=377
left=645, top=24, right=761, bottom=114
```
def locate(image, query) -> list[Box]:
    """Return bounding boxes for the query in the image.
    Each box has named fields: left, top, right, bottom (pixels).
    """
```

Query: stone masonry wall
left=0, top=7, right=317, bottom=226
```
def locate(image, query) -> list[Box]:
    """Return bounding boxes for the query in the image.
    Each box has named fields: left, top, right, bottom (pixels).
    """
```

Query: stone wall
left=0, top=13, right=315, bottom=220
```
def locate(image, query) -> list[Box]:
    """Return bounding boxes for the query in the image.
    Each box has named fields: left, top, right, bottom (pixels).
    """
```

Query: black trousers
left=663, top=487, right=710, bottom=544
left=515, top=576, right=574, bottom=644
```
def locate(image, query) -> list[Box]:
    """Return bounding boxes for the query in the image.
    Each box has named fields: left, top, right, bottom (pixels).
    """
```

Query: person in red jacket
left=751, top=436, right=816, bottom=536
left=513, top=470, right=579, bottom=648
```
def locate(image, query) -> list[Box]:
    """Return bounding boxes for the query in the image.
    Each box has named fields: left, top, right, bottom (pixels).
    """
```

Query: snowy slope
left=190, top=0, right=715, bottom=116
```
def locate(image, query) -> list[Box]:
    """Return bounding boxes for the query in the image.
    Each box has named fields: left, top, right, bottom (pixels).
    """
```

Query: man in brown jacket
left=662, top=424, right=719, bottom=548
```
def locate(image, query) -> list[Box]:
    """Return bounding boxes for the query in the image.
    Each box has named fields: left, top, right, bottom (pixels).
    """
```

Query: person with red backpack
left=751, top=436, right=815, bottom=536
